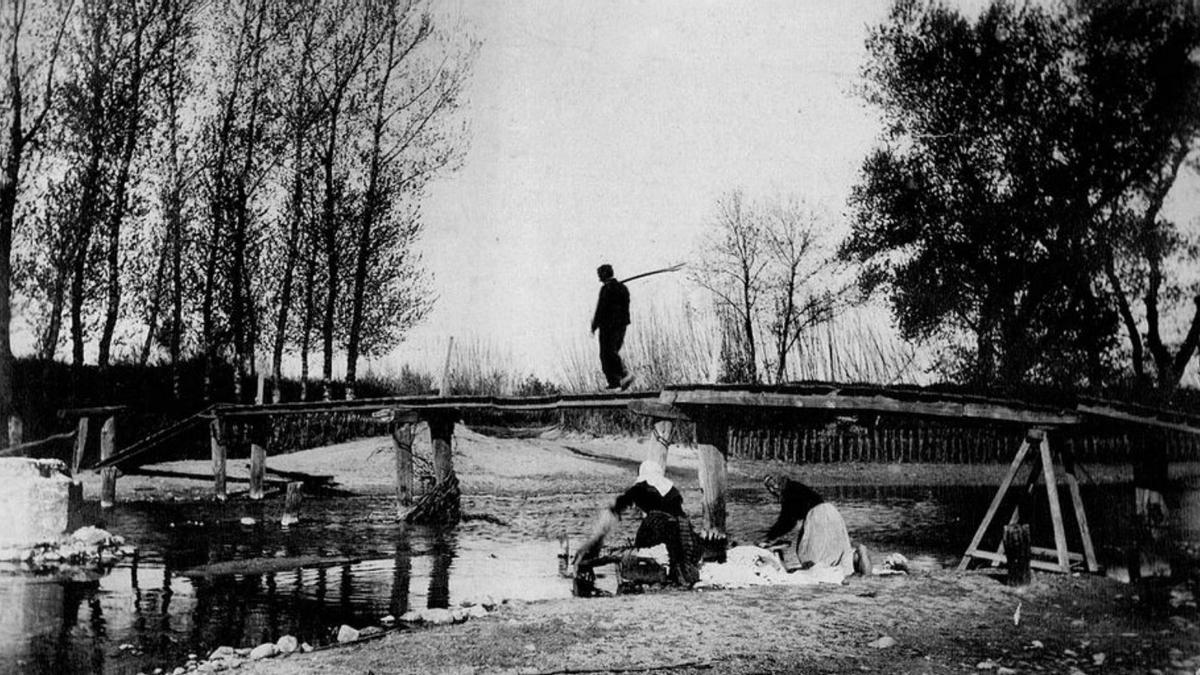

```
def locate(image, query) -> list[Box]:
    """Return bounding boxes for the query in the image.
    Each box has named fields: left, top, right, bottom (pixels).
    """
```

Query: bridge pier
left=694, top=420, right=729, bottom=537
left=630, top=400, right=728, bottom=538
left=390, top=410, right=422, bottom=512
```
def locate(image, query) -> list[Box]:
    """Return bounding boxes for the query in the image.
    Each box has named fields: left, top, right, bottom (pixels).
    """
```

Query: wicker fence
left=727, top=421, right=1200, bottom=464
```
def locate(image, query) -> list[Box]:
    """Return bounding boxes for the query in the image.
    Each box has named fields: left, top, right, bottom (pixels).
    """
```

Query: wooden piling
left=649, top=419, right=673, bottom=467
left=249, top=444, right=267, bottom=500
left=391, top=420, right=415, bottom=508
left=694, top=420, right=729, bottom=536
left=256, top=373, right=266, bottom=405
left=7, top=416, right=22, bottom=448
left=1004, top=523, right=1031, bottom=586
left=72, top=417, right=89, bottom=475
left=100, top=416, right=117, bottom=508
left=428, top=414, right=455, bottom=484
left=282, top=482, right=303, bottom=526
left=210, top=416, right=228, bottom=501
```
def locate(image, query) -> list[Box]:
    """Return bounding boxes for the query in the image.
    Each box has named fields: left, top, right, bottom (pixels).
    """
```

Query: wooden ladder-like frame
left=958, top=428, right=1099, bottom=574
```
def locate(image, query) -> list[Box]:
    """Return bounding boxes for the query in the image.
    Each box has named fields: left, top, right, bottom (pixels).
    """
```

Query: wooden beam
left=1040, top=438, right=1071, bottom=573
left=669, top=390, right=1080, bottom=426
left=282, top=482, right=302, bottom=526
left=1057, top=437, right=1099, bottom=573
left=72, top=418, right=89, bottom=473
left=58, top=405, right=129, bottom=419
left=957, top=436, right=1033, bottom=571
left=1078, top=403, right=1200, bottom=438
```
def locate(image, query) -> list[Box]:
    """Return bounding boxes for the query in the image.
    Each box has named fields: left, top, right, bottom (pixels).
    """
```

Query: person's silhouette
left=590, top=264, right=633, bottom=390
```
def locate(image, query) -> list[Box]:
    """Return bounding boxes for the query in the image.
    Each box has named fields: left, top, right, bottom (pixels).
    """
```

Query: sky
left=388, top=0, right=901, bottom=378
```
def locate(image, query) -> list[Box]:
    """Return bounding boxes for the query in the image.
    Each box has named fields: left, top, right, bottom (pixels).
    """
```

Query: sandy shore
left=74, top=425, right=1200, bottom=674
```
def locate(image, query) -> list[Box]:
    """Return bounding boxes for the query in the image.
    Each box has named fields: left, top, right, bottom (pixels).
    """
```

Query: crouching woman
left=760, top=473, right=859, bottom=576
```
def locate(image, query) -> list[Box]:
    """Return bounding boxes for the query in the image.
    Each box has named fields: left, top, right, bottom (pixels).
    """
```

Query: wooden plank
left=670, top=390, right=1080, bottom=426
left=957, top=437, right=1033, bottom=571
left=1030, top=546, right=1083, bottom=561
left=180, top=555, right=359, bottom=579
left=1077, top=403, right=1200, bottom=438
left=124, top=467, right=287, bottom=485
left=966, top=548, right=1072, bottom=573
left=58, top=405, right=129, bottom=418
left=1057, top=438, right=1099, bottom=572
left=72, top=418, right=89, bottom=472
left=100, top=417, right=117, bottom=508
left=1040, top=439, right=1071, bottom=573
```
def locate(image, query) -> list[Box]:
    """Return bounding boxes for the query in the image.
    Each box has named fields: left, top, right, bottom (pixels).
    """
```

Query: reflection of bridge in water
left=90, top=382, right=1200, bottom=579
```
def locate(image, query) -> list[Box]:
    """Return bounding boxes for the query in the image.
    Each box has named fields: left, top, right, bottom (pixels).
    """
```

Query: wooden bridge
left=85, top=382, right=1200, bottom=576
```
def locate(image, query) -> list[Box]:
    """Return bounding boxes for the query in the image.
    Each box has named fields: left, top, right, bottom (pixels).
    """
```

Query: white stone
left=467, top=605, right=488, bottom=619
left=336, top=625, right=360, bottom=643
left=868, top=636, right=896, bottom=649
left=379, top=615, right=395, bottom=626
left=208, top=646, right=235, bottom=661
left=0, top=458, right=76, bottom=547
left=275, top=635, right=298, bottom=654
left=399, top=610, right=423, bottom=623
left=248, top=643, right=276, bottom=660
left=422, top=608, right=454, bottom=625
left=300, top=643, right=313, bottom=653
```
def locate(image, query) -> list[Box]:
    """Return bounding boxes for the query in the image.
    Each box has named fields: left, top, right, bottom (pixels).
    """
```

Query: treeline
left=0, top=0, right=475, bottom=427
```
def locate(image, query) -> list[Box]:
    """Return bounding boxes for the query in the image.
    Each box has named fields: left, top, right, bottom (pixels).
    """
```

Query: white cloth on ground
left=694, top=545, right=846, bottom=589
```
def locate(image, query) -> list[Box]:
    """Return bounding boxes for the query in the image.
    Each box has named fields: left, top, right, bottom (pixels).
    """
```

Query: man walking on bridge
left=591, top=263, right=634, bottom=390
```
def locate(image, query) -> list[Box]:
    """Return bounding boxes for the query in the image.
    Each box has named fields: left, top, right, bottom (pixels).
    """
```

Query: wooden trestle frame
left=958, top=427, right=1099, bottom=574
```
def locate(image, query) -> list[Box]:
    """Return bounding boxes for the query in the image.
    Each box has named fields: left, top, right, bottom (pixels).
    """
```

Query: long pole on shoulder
left=620, top=263, right=685, bottom=284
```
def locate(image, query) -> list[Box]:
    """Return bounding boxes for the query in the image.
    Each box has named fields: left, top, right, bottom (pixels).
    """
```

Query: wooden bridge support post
left=72, top=417, right=90, bottom=475
left=282, top=482, right=303, bottom=526
left=694, top=419, right=729, bottom=536
left=649, top=419, right=673, bottom=467
left=210, top=416, right=228, bottom=501
left=8, top=416, right=22, bottom=448
left=391, top=411, right=420, bottom=510
left=100, top=416, right=117, bottom=508
left=249, top=444, right=267, bottom=500
left=427, top=413, right=455, bottom=485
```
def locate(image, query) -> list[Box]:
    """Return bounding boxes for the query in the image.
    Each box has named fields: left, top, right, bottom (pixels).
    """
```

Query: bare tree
left=762, top=198, right=851, bottom=383
left=344, top=0, right=472, bottom=399
left=692, top=190, right=768, bottom=384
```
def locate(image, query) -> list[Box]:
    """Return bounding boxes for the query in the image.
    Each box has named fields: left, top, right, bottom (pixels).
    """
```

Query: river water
left=1, top=474, right=1196, bottom=675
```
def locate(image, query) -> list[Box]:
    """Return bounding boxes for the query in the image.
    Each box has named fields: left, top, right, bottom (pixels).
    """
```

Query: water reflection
left=0, top=478, right=1195, bottom=674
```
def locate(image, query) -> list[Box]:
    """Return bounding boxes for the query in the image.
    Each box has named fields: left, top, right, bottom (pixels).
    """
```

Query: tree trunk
left=321, top=126, right=338, bottom=402
left=139, top=236, right=168, bottom=365
left=38, top=267, right=66, bottom=360
left=0, top=104, right=21, bottom=433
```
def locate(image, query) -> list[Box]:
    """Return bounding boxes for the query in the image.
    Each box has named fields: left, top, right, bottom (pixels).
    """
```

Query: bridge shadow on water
left=1, top=476, right=1196, bottom=674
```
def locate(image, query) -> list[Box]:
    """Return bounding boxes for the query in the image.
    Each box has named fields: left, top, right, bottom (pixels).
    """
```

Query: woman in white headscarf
left=575, top=460, right=701, bottom=586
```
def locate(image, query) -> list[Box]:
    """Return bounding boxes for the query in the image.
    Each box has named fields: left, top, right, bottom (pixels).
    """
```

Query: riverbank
left=71, top=425, right=1200, bottom=674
